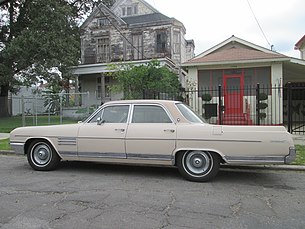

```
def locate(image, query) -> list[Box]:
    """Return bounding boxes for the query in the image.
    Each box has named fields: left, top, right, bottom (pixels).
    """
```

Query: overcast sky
left=145, top=0, right=305, bottom=58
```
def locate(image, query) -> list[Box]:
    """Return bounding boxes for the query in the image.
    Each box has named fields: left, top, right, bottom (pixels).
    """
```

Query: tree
left=108, top=60, right=182, bottom=100
left=0, top=0, right=80, bottom=116
left=0, top=0, right=115, bottom=117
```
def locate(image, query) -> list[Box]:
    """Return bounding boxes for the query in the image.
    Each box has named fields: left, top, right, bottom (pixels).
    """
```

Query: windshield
left=176, top=103, right=206, bottom=123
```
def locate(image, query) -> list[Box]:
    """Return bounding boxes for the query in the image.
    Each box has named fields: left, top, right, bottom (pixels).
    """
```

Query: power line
left=246, top=0, right=273, bottom=50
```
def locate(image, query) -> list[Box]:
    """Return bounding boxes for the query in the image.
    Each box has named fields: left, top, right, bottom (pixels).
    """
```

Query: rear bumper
left=285, top=147, right=296, bottom=164
left=10, top=142, right=25, bottom=155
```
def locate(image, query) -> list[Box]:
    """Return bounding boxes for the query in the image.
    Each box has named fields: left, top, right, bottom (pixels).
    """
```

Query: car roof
left=103, top=100, right=181, bottom=105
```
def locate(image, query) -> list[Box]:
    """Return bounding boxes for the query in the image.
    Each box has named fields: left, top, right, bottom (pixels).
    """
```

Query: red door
left=224, top=75, right=244, bottom=115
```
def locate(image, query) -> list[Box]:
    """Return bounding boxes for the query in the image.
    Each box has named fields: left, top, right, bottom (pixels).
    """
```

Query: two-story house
left=72, top=0, right=195, bottom=105
left=295, top=35, right=305, bottom=60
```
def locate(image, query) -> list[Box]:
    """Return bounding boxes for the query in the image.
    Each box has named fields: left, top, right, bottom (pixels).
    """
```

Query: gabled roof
left=111, top=0, right=160, bottom=14
left=295, top=35, right=305, bottom=50
left=81, top=2, right=126, bottom=30
left=122, top=12, right=170, bottom=25
left=183, top=36, right=290, bottom=66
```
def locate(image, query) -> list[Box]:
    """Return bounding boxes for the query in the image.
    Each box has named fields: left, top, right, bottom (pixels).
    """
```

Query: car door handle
left=164, top=129, right=175, bottom=133
left=115, top=128, right=125, bottom=133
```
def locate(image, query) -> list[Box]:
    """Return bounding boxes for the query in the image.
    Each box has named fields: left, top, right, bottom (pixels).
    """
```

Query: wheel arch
left=24, top=137, right=61, bottom=159
left=173, top=148, right=226, bottom=166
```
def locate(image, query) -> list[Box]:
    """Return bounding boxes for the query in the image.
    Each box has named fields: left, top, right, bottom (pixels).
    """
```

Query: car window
left=102, top=105, right=129, bottom=123
left=87, top=109, right=103, bottom=123
left=176, top=103, right=205, bottom=123
left=88, top=105, right=129, bottom=123
left=132, top=105, right=172, bottom=123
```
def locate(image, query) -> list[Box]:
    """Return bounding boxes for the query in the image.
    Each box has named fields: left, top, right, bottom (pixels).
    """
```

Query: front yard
left=0, top=115, right=76, bottom=133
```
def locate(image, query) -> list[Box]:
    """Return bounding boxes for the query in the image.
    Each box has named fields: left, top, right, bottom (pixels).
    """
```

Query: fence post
left=218, top=84, right=222, bottom=125
left=60, top=95, right=63, bottom=124
left=287, top=82, right=292, bottom=133
left=21, top=95, right=25, bottom=127
left=87, top=92, right=90, bottom=116
left=256, top=83, right=260, bottom=126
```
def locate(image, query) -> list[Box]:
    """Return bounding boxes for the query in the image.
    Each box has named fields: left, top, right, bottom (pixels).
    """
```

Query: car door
left=77, top=104, right=130, bottom=160
left=125, top=104, right=176, bottom=164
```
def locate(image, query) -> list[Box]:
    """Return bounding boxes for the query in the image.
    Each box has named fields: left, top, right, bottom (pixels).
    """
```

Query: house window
left=121, top=4, right=138, bottom=17
left=98, top=18, right=110, bottom=27
left=96, top=77, right=102, bottom=99
left=96, top=76, right=111, bottom=99
left=173, top=31, right=180, bottom=54
left=97, top=37, right=110, bottom=63
left=157, top=31, right=167, bottom=53
left=105, top=75, right=111, bottom=98
left=127, top=7, right=132, bottom=16
left=132, top=34, right=143, bottom=60
left=134, top=5, right=138, bottom=14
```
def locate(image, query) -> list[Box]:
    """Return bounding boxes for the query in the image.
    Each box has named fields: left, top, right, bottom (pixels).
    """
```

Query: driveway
left=1, top=155, right=305, bottom=229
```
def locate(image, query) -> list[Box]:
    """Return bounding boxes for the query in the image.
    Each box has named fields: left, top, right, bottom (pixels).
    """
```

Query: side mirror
left=97, top=117, right=105, bottom=125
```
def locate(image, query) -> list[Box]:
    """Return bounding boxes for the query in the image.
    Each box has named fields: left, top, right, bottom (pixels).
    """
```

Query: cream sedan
left=10, top=100, right=296, bottom=182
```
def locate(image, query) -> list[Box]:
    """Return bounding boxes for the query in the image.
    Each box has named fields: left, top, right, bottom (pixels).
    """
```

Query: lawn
left=0, top=115, right=76, bottom=133
left=291, top=145, right=305, bottom=165
left=0, top=138, right=10, bottom=151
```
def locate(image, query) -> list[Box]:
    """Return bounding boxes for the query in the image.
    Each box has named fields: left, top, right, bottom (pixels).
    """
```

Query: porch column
left=75, top=75, right=80, bottom=106
left=271, top=63, right=283, bottom=124
left=186, top=67, right=201, bottom=113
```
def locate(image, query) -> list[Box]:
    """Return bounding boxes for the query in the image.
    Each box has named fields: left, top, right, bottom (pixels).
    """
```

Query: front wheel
left=177, top=151, right=220, bottom=182
left=27, top=140, right=60, bottom=171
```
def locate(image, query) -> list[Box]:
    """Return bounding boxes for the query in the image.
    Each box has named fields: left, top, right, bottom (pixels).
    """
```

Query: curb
left=1, top=150, right=305, bottom=171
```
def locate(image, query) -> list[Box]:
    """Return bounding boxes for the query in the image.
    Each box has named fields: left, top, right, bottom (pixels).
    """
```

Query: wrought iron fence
left=143, top=83, right=305, bottom=135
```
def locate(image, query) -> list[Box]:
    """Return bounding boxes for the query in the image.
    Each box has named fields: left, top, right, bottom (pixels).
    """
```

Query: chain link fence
left=0, top=92, right=96, bottom=131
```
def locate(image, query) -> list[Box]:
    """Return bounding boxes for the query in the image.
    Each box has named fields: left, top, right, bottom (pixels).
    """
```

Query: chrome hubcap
left=32, top=144, right=51, bottom=166
left=184, top=151, right=211, bottom=175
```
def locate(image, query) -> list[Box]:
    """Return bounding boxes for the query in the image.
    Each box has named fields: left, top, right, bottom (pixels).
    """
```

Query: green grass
left=0, top=138, right=10, bottom=151
left=0, top=116, right=76, bottom=133
left=291, top=145, right=305, bottom=165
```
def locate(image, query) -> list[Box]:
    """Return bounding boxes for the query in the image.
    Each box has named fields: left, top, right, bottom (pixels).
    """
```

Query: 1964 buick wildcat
left=10, top=100, right=296, bottom=182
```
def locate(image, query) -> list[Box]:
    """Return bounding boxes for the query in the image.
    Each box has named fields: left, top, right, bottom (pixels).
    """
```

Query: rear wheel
left=177, top=150, right=220, bottom=182
left=27, top=140, right=60, bottom=171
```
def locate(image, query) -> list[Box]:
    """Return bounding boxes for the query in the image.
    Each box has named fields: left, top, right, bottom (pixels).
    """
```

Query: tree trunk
left=0, top=85, right=11, bottom=117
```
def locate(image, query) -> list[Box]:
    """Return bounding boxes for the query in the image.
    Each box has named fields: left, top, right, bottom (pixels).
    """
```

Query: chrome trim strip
left=224, top=155, right=284, bottom=164
left=178, top=139, right=262, bottom=143
left=10, top=142, right=25, bottom=154
left=59, top=151, right=78, bottom=157
left=126, top=138, right=175, bottom=141
left=58, top=137, right=77, bottom=145
left=127, top=153, right=173, bottom=161
left=78, top=152, right=126, bottom=159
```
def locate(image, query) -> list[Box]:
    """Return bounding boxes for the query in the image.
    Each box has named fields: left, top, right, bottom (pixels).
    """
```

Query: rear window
left=176, top=103, right=205, bottom=123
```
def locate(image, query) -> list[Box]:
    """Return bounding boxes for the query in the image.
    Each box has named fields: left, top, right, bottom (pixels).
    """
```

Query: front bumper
left=10, top=142, right=25, bottom=155
left=285, top=147, right=296, bottom=164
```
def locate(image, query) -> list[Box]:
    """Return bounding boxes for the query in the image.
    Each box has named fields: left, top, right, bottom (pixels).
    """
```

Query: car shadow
left=54, top=161, right=279, bottom=185
left=57, top=161, right=181, bottom=180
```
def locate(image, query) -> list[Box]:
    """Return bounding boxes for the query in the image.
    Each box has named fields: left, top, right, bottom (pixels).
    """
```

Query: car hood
left=10, top=123, right=82, bottom=139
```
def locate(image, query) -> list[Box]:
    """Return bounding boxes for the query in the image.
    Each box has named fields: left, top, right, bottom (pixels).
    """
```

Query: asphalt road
left=1, top=155, right=305, bottom=229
